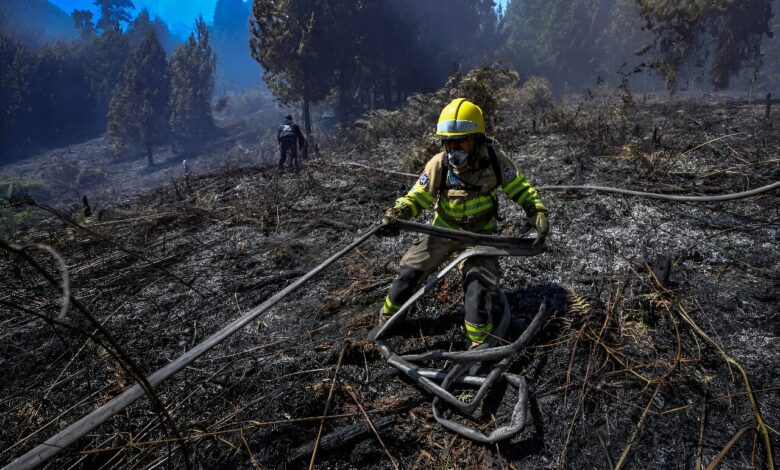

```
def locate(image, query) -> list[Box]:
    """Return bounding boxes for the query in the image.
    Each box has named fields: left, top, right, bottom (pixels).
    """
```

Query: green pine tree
left=636, top=0, right=773, bottom=89
left=107, top=30, right=170, bottom=165
left=127, top=9, right=154, bottom=50
left=71, top=9, right=96, bottom=40
left=93, top=0, right=135, bottom=33
left=80, top=28, right=131, bottom=116
left=169, top=16, right=216, bottom=157
left=0, top=35, right=29, bottom=158
left=250, top=0, right=334, bottom=135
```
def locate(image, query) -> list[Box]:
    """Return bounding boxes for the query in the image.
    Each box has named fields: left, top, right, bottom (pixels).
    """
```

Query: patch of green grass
left=0, top=208, right=41, bottom=232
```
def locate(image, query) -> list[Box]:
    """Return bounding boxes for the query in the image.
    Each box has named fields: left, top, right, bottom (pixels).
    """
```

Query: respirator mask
left=447, top=149, right=470, bottom=169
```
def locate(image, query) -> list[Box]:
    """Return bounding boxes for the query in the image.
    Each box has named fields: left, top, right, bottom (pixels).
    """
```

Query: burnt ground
left=0, top=95, right=778, bottom=469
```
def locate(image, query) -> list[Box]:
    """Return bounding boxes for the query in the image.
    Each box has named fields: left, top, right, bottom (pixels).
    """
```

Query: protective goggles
left=441, top=136, right=469, bottom=144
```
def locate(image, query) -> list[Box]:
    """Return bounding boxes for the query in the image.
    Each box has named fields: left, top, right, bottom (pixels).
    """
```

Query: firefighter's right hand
left=376, top=216, right=400, bottom=237
left=531, top=211, right=550, bottom=247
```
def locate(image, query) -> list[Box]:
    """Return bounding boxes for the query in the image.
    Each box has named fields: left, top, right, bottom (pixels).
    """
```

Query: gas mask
left=447, top=149, right=470, bottom=169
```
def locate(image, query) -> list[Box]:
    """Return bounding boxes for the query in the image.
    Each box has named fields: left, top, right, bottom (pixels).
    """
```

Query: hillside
left=0, top=0, right=77, bottom=49
left=1, top=90, right=778, bottom=468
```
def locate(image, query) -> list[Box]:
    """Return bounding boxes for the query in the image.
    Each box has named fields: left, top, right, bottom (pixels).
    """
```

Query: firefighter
left=377, top=98, right=550, bottom=347
left=277, top=114, right=306, bottom=170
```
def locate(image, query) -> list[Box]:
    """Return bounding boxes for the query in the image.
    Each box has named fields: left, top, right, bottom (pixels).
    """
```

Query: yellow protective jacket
left=392, top=145, right=546, bottom=232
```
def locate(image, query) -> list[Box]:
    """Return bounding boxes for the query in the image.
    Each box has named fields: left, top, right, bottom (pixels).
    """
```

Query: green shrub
left=517, top=76, right=555, bottom=118
left=0, top=208, right=40, bottom=232
left=345, top=66, right=557, bottom=171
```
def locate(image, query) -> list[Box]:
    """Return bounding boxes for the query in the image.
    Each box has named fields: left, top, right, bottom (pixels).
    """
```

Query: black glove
left=376, top=216, right=400, bottom=237
left=531, top=211, right=550, bottom=247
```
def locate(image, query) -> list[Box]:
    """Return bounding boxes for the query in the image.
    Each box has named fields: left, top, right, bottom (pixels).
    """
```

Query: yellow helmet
left=436, top=98, right=485, bottom=139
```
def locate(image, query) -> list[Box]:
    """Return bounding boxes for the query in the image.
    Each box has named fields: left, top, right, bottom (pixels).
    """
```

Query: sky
left=50, top=0, right=509, bottom=38
left=49, top=0, right=250, bottom=38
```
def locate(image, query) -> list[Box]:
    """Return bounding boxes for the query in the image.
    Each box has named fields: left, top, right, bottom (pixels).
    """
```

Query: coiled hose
left=369, top=221, right=550, bottom=443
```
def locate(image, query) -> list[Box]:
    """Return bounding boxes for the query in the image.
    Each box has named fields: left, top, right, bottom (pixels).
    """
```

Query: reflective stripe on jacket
left=392, top=145, right=545, bottom=232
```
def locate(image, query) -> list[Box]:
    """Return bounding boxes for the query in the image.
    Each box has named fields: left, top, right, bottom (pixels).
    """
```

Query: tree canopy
left=1, top=0, right=778, bottom=161
left=93, top=0, right=136, bottom=33
left=250, top=0, right=504, bottom=130
left=169, top=17, right=217, bottom=156
left=107, top=30, right=170, bottom=165
left=500, top=0, right=775, bottom=91
left=636, top=0, right=773, bottom=89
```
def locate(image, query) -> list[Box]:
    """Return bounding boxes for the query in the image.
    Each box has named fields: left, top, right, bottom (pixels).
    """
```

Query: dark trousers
left=279, top=138, right=299, bottom=169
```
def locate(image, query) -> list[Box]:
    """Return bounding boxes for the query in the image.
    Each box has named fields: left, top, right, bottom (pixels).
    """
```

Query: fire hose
left=6, top=226, right=382, bottom=470
left=368, top=218, right=549, bottom=443
left=5, top=218, right=542, bottom=468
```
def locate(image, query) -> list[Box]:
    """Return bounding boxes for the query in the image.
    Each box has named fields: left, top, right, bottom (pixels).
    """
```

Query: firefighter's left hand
left=531, top=211, right=549, bottom=247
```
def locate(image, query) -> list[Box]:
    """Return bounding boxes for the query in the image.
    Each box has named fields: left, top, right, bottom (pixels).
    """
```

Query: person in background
left=277, top=114, right=306, bottom=171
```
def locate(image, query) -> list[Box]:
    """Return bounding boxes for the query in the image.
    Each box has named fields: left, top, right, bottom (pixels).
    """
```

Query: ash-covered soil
left=1, top=97, right=778, bottom=469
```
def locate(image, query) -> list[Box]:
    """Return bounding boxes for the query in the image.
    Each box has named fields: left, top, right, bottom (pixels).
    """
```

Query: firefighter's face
left=443, top=135, right=476, bottom=169
left=443, top=135, right=475, bottom=155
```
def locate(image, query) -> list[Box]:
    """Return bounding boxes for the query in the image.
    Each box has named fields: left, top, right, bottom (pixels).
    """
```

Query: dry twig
left=309, top=338, right=350, bottom=470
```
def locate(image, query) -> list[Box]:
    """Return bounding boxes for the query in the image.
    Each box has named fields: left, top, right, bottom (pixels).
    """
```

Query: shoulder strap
left=487, top=145, right=503, bottom=222
left=487, top=145, right=502, bottom=187
left=439, top=155, right=449, bottom=194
